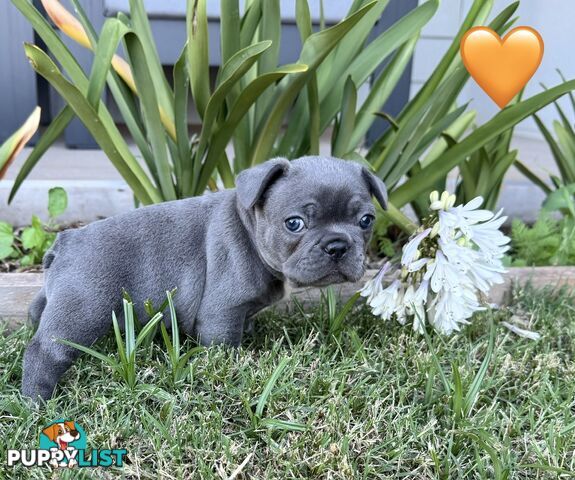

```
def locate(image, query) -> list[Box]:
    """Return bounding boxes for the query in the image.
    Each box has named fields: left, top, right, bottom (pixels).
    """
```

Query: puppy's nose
left=323, top=239, right=349, bottom=260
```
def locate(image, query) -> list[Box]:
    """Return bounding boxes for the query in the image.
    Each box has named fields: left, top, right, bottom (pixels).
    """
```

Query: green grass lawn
left=1, top=286, right=574, bottom=479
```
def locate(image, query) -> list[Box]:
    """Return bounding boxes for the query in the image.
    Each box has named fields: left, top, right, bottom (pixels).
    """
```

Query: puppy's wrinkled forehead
left=263, top=157, right=371, bottom=216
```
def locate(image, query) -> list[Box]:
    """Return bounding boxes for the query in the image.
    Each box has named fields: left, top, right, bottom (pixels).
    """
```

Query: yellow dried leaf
left=0, top=107, right=41, bottom=179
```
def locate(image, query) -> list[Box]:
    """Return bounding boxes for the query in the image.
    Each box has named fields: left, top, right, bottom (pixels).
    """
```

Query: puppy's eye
left=359, top=214, right=375, bottom=229
left=285, top=217, right=305, bottom=233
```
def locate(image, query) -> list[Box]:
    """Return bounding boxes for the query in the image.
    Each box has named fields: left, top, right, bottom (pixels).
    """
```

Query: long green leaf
left=351, top=36, right=417, bottom=149
left=463, top=317, right=495, bottom=416
left=194, top=41, right=275, bottom=192
left=385, top=102, right=470, bottom=186
left=374, top=69, right=467, bottom=181
left=70, top=0, right=158, bottom=188
left=219, top=0, right=245, bottom=171
left=254, top=0, right=280, bottom=128
left=553, top=121, right=575, bottom=173
left=421, top=110, right=476, bottom=168
left=220, top=0, right=241, bottom=66
left=11, top=0, right=85, bottom=82
left=255, top=357, right=290, bottom=418
left=451, top=362, right=463, bottom=421
left=187, top=0, right=211, bottom=120
left=112, top=311, right=129, bottom=367
left=124, top=32, right=177, bottom=200
left=551, top=95, right=575, bottom=138
left=166, top=290, right=180, bottom=358
left=177, top=346, right=205, bottom=371
left=135, top=312, right=164, bottom=349
left=128, top=0, right=175, bottom=125
left=196, top=41, right=272, bottom=164
left=484, top=150, right=517, bottom=208
left=330, top=292, right=360, bottom=335
left=514, top=159, right=551, bottom=195
left=58, top=338, right=119, bottom=369
left=239, top=0, right=262, bottom=48
left=123, top=299, right=136, bottom=359
left=296, top=0, right=320, bottom=155
left=457, top=430, right=507, bottom=480
left=160, top=323, right=174, bottom=358
left=316, top=0, right=390, bottom=99
left=534, top=114, right=575, bottom=183
left=258, top=418, right=309, bottom=432
left=391, top=80, right=575, bottom=207
left=333, top=76, right=357, bottom=157
left=25, top=44, right=161, bottom=204
left=173, top=46, right=190, bottom=196
left=84, top=19, right=126, bottom=108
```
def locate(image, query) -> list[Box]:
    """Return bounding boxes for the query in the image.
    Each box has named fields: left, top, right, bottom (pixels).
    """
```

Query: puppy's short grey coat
left=22, top=156, right=387, bottom=400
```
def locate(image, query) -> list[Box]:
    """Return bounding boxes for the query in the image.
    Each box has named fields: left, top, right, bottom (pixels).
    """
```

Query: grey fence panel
left=0, top=1, right=38, bottom=143
left=104, top=0, right=354, bottom=23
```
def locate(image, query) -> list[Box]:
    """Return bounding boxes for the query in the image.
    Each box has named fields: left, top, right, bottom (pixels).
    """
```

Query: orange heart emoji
left=460, top=26, right=544, bottom=108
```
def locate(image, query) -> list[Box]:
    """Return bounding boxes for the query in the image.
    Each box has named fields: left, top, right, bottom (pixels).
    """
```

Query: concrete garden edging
left=1, top=267, right=574, bottom=330
left=283, top=266, right=575, bottom=310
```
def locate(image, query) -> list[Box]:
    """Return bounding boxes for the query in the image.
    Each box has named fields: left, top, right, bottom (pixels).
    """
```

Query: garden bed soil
left=1, top=267, right=574, bottom=330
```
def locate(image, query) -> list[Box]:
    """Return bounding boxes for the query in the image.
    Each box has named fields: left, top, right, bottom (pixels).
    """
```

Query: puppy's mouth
left=282, top=246, right=367, bottom=288
left=286, top=269, right=363, bottom=288
left=58, top=439, right=68, bottom=449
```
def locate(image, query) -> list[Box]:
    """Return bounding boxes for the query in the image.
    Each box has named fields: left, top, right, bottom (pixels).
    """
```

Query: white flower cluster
left=360, top=192, right=510, bottom=334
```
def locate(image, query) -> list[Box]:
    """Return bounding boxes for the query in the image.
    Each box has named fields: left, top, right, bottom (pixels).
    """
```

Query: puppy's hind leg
left=21, top=289, right=112, bottom=401
left=194, top=306, right=246, bottom=348
left=28, top=287, right=47, bottom=328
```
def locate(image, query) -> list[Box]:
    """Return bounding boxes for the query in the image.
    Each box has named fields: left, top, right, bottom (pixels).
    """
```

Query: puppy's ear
left=42, top=424, right=60, bottom=442
left=361, top=167, right=388, bottom=210
left=236, top=158, right=290, bottom=209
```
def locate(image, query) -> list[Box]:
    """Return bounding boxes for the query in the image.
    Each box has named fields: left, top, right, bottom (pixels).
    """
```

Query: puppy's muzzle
left=321, top=234, right=350, bottom=260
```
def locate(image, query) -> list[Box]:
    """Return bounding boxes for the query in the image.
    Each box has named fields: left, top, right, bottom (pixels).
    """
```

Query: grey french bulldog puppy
left=21, top=156, right=387, bottom=401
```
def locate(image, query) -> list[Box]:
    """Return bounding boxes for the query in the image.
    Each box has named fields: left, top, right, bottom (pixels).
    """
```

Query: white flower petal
left=359, top=262, right=392, bottom=304
left=406, top=257, right=430, bottom=273
left=401, top=228, right=432, bottom=266
left=501, top=321, right=541, bottom=340
left=462, top=196, right=484, bottom=211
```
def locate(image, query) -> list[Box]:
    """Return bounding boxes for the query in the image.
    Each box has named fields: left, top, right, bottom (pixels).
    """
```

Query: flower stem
left=381, top=202, right=418, bottom=235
